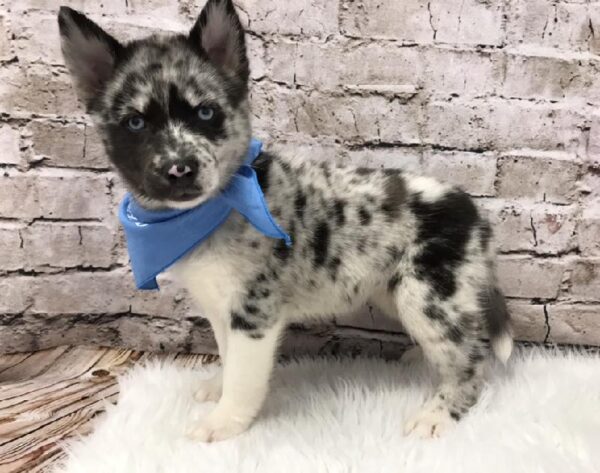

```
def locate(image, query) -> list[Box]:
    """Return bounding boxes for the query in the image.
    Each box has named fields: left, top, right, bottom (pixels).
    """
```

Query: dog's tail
left=484, top=287, right=513, bottom=365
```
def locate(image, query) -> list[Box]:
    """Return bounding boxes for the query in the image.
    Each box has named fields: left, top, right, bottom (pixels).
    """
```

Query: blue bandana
left=119, top=138, right=291, bottom=290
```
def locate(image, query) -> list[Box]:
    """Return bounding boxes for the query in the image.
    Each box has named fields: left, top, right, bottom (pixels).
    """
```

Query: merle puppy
left=58, top=0, right=512, bottom=442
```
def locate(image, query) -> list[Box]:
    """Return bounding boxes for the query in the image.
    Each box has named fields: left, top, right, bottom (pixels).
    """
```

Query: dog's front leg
left=194, top=315, right=227, bottom=402
left=189, top=317, right=283, bottom=442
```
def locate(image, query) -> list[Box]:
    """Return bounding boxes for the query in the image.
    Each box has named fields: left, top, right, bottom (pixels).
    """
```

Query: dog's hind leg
left=393, top=275, right=488, bottom=438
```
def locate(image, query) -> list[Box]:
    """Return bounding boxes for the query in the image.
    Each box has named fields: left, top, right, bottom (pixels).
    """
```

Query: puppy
left=58, top=0, right=512, bottom=442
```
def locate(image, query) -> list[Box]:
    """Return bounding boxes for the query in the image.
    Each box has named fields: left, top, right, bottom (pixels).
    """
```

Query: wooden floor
left=0, top=346, right=216, bottom=473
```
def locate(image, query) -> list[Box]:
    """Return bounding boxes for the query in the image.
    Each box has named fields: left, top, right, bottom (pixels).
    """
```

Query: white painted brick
left=578, top=206, right=600, bottom=256
left=422, top=47, right=502, bottom=97
left=423, top=99, right=586, bottom=151
left=30, top=270, right=197, bottom=318
left=0, top=277, right=30, bottom=313
left=429, top=0, right=504, bottom=46
left=11, top=0, right=126, bottom=15
left=125, top=0, right=180, bottom=20
left=478, top=201, right=576, bottom=255
left=477, top=200, right=535, bottom=253
left=21, top=222, right=116, bottom=269
left=0, top=169, right=111, bottom=220
left=0, top=64, right=83, bottom=117
left=270, top=41, right=421, bottom=90
left=547, top=304, right=600, bottom=345
left=506, top=1, right=592, bottom=51
left=252, top=87, right=421, bottom=144
left=497, top=256, right=565, bottom=299
left=268, top=136, right=343, bottom=164
left=242, top=0, right=339, bottom=37
left=344, top=148, right=423, bottom=173
left=12, top=13, right=62, bottom=65
left=336, top=305, right=404, bottom=334
left=590, top=111, right=600, bottom=164
left=30, top=270, right=132, bottom=315
left=0, top=15, right=12, bottom=61
left=0, top=224, right=25, bottom=272
left=83, top=125, right=110, bottom=168
left=531, top=204, right=578, bottom=255
left=247, top=35, right=267, bottom=81
left=129, top=275, right=194, bottom=319
left=502, top=53, right=599, bottom=102
left=421, top=150, right=497, bottom=196
left=29, top=120, right=109, bottom=169
left=0, top=124, right=21, bottom=165
left=497, top=151, right=581, bottom=204
left=340, top=0, right=433, bottom=42
left=590, top=4, right=600, bottom=55
left=568, top=259, right=600, bottom=302
left=507, top=301, right=547, bottom=342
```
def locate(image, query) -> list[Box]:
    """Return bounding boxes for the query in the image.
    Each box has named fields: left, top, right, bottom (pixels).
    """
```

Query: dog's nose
left=168, top=163, right=192, bottom=178
left=162, top=158, right=198, bottom=184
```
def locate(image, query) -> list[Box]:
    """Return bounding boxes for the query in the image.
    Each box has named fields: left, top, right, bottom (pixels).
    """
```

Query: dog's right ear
left=58, top=6, right=122, bottom=108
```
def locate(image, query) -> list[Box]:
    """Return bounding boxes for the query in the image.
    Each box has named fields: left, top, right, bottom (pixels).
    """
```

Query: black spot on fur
left=381, top=172, right=406, bottom=220
left=446, top=325, right=464, bottom=344
left=481, top=287, right=510, bottom=339
left=358, top=207, right=371, bottom=225
left=253, top=152, right=273, bottom=194
left=410, top=190, right=479, bottom=300
left=279, top=160, right=292, bottom=174
left=450, top=411, right=461, bottom=421
left=312, top=221, right=330, bottom=267
left=386, top=245, right=403, bottom=262
left=357, top=237, right=367, bottom=253
left=461, top=366, right=475, bottom=382
left=249, top=332, right=264, bottom=340
left=468, top=347, right=485, bottom=364
left=480, top=221, right=492, bottom=252
left=256, top=273, right=267, bottom=282
left=231, top=313, right=257, bottom=331
left=274, top=239, right=292, bottom=262
left=294, top=190, right=307, bottom=220
left=356, top=167, right=374, bottom=176
left=388, top=273, right=401, bottom=292
left=243, top=304, right=258, bottom=315
left=328, top=256, right=342, bottom=280
left=333, top=199, right=346, bottom=226
left=425, top=304, right=446, bottom=322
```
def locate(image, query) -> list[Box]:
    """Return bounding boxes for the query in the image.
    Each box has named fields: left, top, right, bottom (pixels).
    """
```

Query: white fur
left=55, top=348, right=600, bottom=473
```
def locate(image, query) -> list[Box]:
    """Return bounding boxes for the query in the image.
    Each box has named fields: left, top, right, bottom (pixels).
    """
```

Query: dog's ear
left=58, top=6, right=122, bottom=108
left=188, top=0, right=249, bottom=84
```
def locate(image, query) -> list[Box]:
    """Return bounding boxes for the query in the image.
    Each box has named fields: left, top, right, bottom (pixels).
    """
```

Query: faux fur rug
left=55, top=348, right=600, bottom=473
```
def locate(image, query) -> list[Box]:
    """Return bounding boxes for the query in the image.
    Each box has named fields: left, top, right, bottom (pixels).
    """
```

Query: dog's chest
left=169, top=241, right=248, bottom=318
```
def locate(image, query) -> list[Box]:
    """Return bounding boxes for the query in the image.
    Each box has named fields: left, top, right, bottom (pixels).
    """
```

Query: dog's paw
left=194, top=374, right=222, bottom=403
left=404, top=407, right=455, bottom=439
left=187, top=408, right=251, bottom=443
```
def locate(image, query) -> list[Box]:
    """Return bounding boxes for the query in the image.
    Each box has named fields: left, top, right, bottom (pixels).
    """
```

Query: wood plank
left=0, top=345, right=214, bottom=473
left=0, top=347, right=71, bottom=383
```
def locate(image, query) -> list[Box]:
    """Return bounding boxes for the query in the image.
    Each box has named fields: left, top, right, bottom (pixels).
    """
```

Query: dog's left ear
left=188, top=0, right=249, bottom=84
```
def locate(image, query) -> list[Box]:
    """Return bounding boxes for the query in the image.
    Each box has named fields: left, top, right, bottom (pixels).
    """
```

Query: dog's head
left=58, top=0, right=251, bottom=209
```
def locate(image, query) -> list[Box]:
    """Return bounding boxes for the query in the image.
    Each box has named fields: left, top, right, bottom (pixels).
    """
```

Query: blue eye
left=197, top=106, right=214, bottom=121
left=127, top=116, right=145, bottom=131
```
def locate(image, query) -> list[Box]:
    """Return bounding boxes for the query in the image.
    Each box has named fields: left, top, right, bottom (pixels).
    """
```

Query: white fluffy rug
left=55, top=348, right=600, bottom=473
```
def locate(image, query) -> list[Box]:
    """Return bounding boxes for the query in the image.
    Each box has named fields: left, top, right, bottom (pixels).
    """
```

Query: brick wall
left=0, top=0, right=599, bottom=354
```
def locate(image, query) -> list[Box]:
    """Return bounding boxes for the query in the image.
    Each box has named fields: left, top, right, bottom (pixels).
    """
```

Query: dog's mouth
left=169, top=189, right=204, bottom=202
